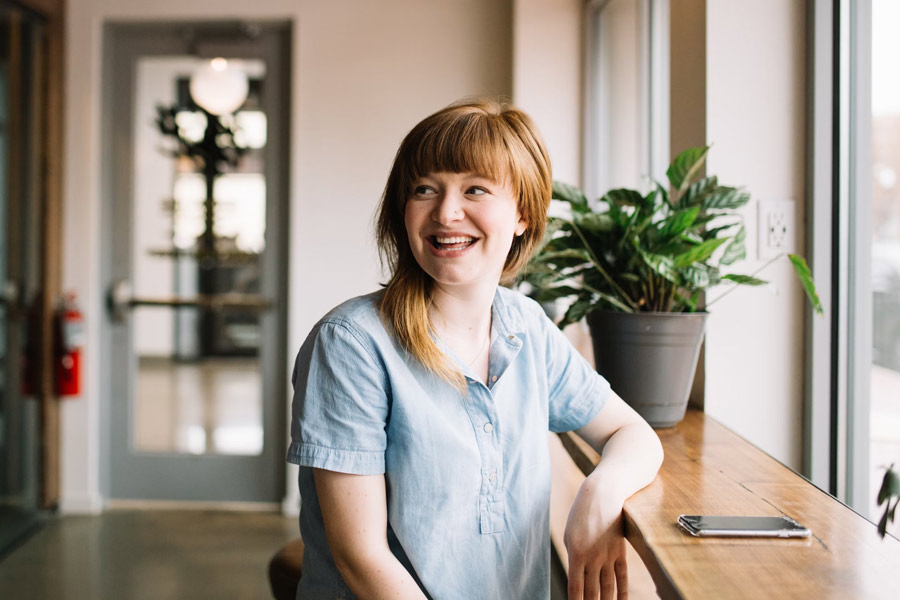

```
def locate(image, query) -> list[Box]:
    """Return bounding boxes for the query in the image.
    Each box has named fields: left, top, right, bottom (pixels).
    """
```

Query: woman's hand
left=564, top=391, right=664, bottom=600
left=563, top=479, right=628, bottom=600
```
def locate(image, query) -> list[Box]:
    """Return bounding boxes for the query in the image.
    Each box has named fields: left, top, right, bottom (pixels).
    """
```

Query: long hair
left=375, top=98, right=552, bottom=387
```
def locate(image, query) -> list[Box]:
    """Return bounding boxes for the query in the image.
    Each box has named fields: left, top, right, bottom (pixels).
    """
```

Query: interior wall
left=61, top=0, right=516, bottom=513
left=703, top=0, right=807, bottom=470
left=511, top=0, right=583, bottom=186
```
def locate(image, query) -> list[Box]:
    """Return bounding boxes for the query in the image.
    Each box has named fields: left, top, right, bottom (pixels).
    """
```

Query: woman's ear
left=515, top=219, right=527, bottom=237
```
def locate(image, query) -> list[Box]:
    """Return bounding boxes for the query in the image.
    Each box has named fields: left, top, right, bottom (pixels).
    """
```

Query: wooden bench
left=550, top=409, right=900, bottom=599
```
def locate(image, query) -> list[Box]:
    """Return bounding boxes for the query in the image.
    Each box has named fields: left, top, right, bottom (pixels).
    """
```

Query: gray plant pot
left=586, top=310, right=708, bottom=428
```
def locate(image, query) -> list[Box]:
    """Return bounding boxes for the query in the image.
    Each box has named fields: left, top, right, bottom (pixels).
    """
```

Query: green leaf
left=788, top=254, right=824, bottom=316
left=878, top=466, right=900, bottom=505
left=552, top=181, right=589, bottom=207
left=531, top=285, right=582, bottom=304
left=703, top=187, right=751, bottom=210
left=678, top=176, right=719, bottom=209
left=533, top=248, right=591, bottom=263
left=575, top=212, right=615, bottom=233
left=558, top=297, right=596, bottom=328
left=680, top=232, right=704, bottom=244
left=702, top=222, right=741, bottom=240
left=682, top=265, right=711, bottom=289
left=878, top=504, right=890, bottom=538
left=667, top=146, right=710, bottom=192
left=720, top=226, right=747, bottom=266
left=722, top=273, right=767, bottom=286
left=639, top=251, right=679, bottom=283
left=642, top=187, right=664, bottom=213
left=603, top=188, right=645, bottom=208
left=659, top=206, right=700, bottom=240
left=673, top=237, right=729, bottom=268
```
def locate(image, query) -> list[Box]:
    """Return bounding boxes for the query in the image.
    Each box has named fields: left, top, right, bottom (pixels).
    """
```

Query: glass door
left=103, top=23, right=290, bottom=503
left=0, top=3, right=44, bottom=552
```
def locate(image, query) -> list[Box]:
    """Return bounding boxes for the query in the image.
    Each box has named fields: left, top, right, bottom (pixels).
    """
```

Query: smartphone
left=677, top=514, right=811, bottom=538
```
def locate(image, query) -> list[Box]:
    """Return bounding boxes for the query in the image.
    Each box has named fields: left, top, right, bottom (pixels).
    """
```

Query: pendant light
left=189, top=57, right=249, bottom=116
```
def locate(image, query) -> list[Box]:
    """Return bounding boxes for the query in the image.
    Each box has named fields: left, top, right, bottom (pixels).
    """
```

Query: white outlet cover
left=757, top=199, right=796, bottom=260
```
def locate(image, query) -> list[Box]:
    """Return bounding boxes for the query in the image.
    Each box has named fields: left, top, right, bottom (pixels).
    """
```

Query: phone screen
left=677, top=514, right=811, bottom=538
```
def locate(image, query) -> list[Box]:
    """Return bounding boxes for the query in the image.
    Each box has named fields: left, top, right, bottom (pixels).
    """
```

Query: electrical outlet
left=757, top=200, right=795, bottom=259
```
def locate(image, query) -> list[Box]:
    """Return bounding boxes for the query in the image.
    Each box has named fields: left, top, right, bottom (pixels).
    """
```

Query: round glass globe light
left=189, top=58, right=249, bottom=116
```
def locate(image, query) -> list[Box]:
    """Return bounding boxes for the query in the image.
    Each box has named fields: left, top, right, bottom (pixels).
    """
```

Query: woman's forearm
left=336, top=551, right=428, bottom=600
left=584, top=419, right=663, bottom=505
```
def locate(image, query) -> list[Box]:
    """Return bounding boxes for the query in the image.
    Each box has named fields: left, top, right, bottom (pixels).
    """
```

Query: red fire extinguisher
left=55, top=292, right=84, bottom=396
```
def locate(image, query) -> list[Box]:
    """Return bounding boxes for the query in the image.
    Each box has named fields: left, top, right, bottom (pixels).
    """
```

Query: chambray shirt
left=287, top=286, right=610, bottom=600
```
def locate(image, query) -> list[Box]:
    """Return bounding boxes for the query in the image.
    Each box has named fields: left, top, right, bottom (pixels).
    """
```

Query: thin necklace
left=467, top=333, right=491, bottom=366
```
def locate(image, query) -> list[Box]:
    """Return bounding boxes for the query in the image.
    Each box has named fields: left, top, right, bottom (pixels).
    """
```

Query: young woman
left=287, top=99, right=663, bottom=600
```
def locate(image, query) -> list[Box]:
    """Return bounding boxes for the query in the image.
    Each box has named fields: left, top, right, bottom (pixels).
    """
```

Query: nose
left=431, top=190, right=464, bottom=225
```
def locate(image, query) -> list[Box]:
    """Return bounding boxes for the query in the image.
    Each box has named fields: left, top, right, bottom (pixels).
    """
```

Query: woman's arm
left=313, top=469, right=428, bottom=600
left=563, top=391, right=664, bottom=600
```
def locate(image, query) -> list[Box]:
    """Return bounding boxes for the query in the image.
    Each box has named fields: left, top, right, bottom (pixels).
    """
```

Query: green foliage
left=877, top=465, right=900, bottom=539
left=523, top=147, right=825, bottom=328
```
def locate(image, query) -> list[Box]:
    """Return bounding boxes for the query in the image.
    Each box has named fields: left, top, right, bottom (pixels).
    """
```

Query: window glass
left=869, top=0, right=900, bottom=537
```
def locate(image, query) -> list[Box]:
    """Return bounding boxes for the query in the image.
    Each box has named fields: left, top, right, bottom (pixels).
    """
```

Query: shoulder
left=317, top=290, right=384, bottom=328
left=303, top=291, right=390, bottom=360
left=494, top=285, right=550, bottom=333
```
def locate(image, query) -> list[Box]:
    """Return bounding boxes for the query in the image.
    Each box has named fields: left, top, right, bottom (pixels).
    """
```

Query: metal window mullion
left=804, top=0, right=837, bottom=494
left=648, top=0, right=669, bottom=183
left=834, top=0, right=852, bottom=502
left=582, top=2, right=604, bottom=198
left=847, top=0, right=873, bottom=511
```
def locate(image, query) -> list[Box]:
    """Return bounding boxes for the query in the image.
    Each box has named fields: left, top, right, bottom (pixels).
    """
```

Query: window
left=808, top=0, right=899, bottom=536
left=583, top=0, right=668, bottom=198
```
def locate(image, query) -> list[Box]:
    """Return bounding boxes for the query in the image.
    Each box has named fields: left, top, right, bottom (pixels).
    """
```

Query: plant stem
left=570, top=220, right=639, bottom=311
left=706, top=253, right=782, bottom=308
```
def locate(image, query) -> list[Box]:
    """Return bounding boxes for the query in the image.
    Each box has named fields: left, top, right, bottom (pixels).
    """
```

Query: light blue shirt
left=287, top=286, right=609, bottom=599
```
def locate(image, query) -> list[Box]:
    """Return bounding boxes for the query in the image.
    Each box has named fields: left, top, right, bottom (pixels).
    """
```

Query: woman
left=287, top=99, right=663, bottom=600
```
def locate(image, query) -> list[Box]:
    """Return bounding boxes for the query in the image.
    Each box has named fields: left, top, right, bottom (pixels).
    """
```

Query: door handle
left=0, top=280, right=20, bottom=311
left=106, top=279, right=273, bottom=323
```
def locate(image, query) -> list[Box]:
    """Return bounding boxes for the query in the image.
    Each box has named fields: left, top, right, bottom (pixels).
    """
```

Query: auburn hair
left=375, top=98, right=552, bottom=387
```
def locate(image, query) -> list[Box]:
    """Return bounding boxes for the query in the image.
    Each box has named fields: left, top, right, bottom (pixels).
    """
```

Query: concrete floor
left=0, top=509, right=298, bottom=600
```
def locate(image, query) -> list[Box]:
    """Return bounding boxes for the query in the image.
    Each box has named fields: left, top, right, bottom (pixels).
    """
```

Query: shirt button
left=488, top=472, right=497, bottom=483
left=491, top=375, right=498, bottom=383
left=483, top=422, right=493, bottom=433
left=508, top=335, right=515, bottom=340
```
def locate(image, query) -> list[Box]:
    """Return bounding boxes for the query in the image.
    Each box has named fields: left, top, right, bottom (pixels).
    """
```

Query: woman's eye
left=414, top=185, right=435, bottom=195
left=466, top=186, right=488, bottom=196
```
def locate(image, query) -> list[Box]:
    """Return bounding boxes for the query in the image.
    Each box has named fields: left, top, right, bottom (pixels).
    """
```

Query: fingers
left=615, top=555, right=628, bottom=600
left=583, top=563, right=602, bottom=600
left=570, top=563, right=625, bottom=600
left=568, top=563, right=584, bottom=600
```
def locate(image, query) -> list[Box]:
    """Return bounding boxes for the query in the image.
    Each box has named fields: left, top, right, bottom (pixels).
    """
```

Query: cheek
left=403, top=205, right=418, bottom=241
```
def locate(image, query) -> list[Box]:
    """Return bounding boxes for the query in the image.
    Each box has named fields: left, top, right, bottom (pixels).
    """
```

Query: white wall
left=512, top=0, right=583, bottom=185
left=703, top=0, right=808, bottom=470
left=61, top=0, right=517, bottom=512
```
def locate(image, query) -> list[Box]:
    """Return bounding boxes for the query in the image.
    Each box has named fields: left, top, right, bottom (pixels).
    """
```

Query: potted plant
left=523, top=146, right=823, bottom=427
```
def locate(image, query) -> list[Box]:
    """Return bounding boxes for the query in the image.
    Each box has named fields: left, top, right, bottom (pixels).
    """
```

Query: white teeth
left=435, top=236, right=474, bottom=244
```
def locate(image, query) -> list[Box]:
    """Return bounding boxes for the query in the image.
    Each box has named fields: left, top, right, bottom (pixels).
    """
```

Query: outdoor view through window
left=871, top=0, right=900, bottom=537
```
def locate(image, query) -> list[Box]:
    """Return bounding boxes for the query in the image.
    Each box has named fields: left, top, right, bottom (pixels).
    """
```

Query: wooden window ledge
left=550, top=409, right=900, bottom=599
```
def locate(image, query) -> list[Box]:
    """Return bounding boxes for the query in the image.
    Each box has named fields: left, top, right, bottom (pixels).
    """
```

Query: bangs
left=402, top=111, right=518, bottom=192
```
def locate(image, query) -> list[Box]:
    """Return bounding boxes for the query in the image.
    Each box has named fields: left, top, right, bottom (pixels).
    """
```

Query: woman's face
left=404, top=171, right=527, bottom=294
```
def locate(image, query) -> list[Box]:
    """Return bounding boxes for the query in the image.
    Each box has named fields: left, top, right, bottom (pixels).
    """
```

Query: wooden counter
left=553, top=409, right=900, bottom=599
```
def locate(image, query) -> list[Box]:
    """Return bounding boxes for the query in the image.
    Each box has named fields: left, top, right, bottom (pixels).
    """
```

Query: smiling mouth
left=429, top=235, right=477, bottom=251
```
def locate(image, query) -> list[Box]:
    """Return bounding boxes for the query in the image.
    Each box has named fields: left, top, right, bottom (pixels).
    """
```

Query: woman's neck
left=429, top=282, right=495, bottom=337
left=429, top=282, right=496, bottom=382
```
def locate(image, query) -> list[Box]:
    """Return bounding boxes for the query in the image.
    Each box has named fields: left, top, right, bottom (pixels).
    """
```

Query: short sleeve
left=532, top=304, right=611, bottom=433
left=286, top=318, right=390, bottom=475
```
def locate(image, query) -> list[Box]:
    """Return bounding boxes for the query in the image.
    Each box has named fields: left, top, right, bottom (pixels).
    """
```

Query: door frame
left=99, top=21, right=291, bottom=504
left=10, top=0, right=64, bottom=510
